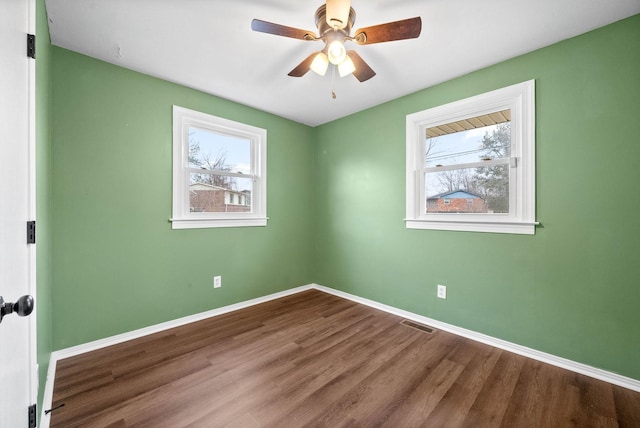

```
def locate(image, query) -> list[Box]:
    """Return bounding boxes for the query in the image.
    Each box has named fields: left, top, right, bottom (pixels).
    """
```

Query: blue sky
left=189, top=126, right=251, bottom=175
left=425, top=124, right=499, bottom=167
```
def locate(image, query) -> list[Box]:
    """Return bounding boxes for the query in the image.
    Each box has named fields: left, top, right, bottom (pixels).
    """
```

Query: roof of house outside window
left=427, top=190, right=483, bottom=200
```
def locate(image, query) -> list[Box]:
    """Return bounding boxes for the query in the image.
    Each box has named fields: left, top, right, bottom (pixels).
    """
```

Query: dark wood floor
left=50, top=289, right=640, bottom=427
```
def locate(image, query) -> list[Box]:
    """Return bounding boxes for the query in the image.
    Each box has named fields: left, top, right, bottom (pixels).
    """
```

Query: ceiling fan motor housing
left=315, top=5, right=356, bottom=36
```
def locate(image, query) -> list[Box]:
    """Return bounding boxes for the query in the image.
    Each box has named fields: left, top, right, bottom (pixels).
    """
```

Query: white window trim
left=171, top=106, right=267, bottom=229
left=405, top=80, right=537, bottom=235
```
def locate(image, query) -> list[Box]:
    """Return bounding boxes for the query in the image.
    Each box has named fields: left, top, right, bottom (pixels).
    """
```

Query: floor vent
left=400, top=319, right=436, bottom=334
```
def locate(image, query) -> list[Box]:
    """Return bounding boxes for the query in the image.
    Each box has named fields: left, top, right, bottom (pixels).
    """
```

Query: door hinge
left=27, top=221, right=36, bottom=244
left=27, top=34, right=36, bottom=59
left=28, top=404, right=37, bottom=428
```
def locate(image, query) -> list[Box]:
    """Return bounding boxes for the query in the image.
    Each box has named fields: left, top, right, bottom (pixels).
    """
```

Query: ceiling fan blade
left=288, top=52, right=319, bottom=77
left=353, top=17, right=422, bottom=45
left=251, top=19, right=318, bottom=41
left=346, top=50, right=376, bottom=82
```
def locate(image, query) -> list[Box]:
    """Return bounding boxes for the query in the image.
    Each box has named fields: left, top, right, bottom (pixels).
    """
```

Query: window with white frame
left=406, top=80, right=536, bottom=234
left=172, top=106, right=267, bottom=229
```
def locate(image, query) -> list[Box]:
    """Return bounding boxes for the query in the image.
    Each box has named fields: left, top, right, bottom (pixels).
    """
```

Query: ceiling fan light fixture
left=326, top=0, right=350, bottom=29
left=310, top=52, right=329, bottom=76
left=252, top=3, right=421, bottom=84
left=338, top=56, right=355, bottom=77
left=327, top=40, right=347, bottom=65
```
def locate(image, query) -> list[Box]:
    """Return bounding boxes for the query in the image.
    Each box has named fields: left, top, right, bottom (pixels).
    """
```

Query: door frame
left=27, top=0, right=38, bottom=415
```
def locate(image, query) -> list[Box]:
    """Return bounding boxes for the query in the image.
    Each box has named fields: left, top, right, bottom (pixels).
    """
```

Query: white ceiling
left=44, top=0, right=640, bottom=127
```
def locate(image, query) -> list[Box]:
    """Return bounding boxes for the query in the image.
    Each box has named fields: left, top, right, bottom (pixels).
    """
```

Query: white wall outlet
left=214, top=275, right=222, bottom=289
left=437, top=284, right=447, bottom=299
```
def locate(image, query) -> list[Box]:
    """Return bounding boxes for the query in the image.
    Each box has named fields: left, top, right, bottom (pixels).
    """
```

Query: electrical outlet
left=214, top=275, right=222, bottom=289
left=437, top=284, right=447, bottom=299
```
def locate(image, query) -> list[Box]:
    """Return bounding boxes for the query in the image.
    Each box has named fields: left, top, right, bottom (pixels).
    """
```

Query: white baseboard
left=40, top=282, right=640, bottom=426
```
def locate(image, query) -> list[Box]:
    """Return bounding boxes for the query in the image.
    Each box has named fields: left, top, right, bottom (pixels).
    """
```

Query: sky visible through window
left=189, top=127, right=251, bottom=175
left=425, top=124, right=500, bottom=168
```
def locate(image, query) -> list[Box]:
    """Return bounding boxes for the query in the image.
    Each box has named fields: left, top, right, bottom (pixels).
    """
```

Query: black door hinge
left=27, top=221, right=36, bottom=244
left=28, top=404, right=37, bottom=428
left=27, top=34, right=36, bottom=59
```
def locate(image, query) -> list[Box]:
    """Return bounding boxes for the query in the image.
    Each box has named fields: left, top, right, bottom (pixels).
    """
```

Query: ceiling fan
left=251, top=0, right=422, bottom=83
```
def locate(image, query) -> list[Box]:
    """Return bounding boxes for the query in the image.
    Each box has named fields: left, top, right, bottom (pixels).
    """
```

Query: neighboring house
left=427, top=190, right=487, bottom=213
left=190, top=183, right=251, bottom=213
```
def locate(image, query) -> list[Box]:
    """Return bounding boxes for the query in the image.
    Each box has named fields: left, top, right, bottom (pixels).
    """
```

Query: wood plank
left=461, top=351, right=524, bottom=427
left=613, top=384, right=640, bottom=427
left=422, top=342, right=503, bottom=426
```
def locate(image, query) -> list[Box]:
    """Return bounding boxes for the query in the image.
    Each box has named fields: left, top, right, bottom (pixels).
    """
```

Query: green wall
left=314, top=14, right=640, bottom=380
left=50, top=48, right=315, bottom=349
left=46, top=14, right=640, bottom=385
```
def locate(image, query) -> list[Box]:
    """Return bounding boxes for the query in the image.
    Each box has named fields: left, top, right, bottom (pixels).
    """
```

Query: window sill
left=171, top=217, right=268, bottom=229
left=405, top=219, right=538, bottom=235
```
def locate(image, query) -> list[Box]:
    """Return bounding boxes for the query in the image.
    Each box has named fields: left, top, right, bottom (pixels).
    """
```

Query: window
left=406, top=80, right=536, bottom=234
left=172, top=106, right=267, bottom=229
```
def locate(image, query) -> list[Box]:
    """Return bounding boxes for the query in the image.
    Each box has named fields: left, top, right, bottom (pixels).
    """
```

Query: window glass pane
left=425, top=164, right=509, bottom=214
left=189, top=173, right=253, bottom=213
left=188, top=126, right=251, bottom=175
left=425, top=112, right=511, bottom=167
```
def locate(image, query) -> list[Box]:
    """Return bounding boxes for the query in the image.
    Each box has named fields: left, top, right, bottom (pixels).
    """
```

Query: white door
left=0, top=0, right=37, bottom=426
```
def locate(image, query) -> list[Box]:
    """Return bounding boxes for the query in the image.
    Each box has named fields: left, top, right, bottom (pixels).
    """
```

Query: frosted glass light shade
left=338, top=56, right=355, bottom=77
left=327, top=40, right=347, bottom=65
left=310, top=52, right=329, bottom=76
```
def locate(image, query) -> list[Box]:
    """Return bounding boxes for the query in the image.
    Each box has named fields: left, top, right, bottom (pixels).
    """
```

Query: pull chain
left=331, top=65, right=337, bottom=99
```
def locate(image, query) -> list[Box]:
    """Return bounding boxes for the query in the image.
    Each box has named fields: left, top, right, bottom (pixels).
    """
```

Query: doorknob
left=0, top=295, right=34, bottom=323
